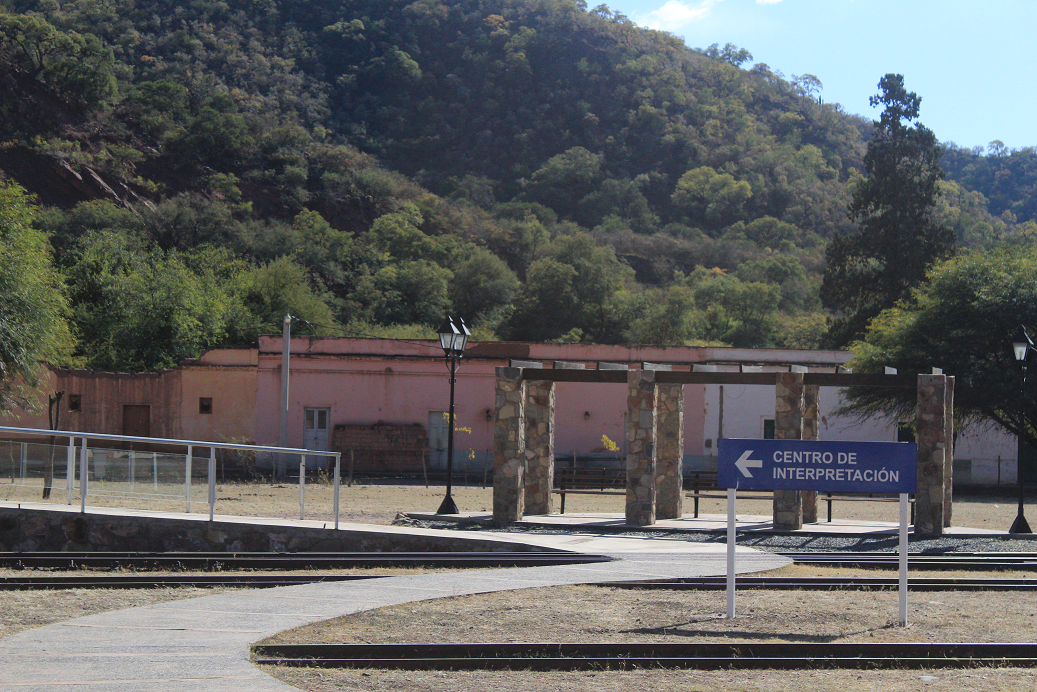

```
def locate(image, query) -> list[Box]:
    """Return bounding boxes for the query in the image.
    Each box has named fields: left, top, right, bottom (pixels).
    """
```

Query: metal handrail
left=0, top=426, right=342, bottom=528
left=0, top=425, right=336, bottom=456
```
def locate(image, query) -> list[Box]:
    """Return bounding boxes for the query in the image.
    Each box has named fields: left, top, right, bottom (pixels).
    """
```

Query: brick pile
left=331, top=423, right=428, bottom=473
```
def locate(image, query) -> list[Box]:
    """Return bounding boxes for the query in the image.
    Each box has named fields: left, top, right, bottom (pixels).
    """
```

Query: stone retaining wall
left=0, top=507, right=546, bottom=553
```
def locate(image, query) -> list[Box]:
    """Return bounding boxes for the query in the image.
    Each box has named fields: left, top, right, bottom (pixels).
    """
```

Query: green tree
left=229, top=256, right=339, bottom=343
left=672, top=166, right=752, bottom=229
left=351, top=260, right=452, bottom=327
left=821, top=74, right=954, bottom=346
left=165, top=95, right=255, bottom=170
left=734, top=255, right=815, bottom=313
left=365, top=204, right=443, bottom=262
left=124, top=79, right=190, bottom=138
left=0, top=13, right=117, bottom=111
left=623, top=285, right=705, bottom=345
left=525, top=147, right=603, bottom=216
left=692, top=272, right=780, bottom=347
left=501, top=232, right=632, bottom=342
left=449, top=246, right=519, bottom=324
left=502, top=257, right=579, bottom=342
left=0, top=180, right=73, bottom=411
left=37, top=199, right=145, bottom=255
left=845, top=245, right=1037, bottom=445
left=67, top=238, right=241, bottom=371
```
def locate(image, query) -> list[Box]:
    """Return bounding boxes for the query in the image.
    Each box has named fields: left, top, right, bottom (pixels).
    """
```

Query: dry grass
left=268, top=664, right=1037, bottom=692
left=261, top=564, right=1037, bottom=692
left=1, top=478, right=1028, bottom=530
left=0, top=478, right=497, bottom=525
left=0, top=565, right=451, bottom=642
left=4, top=481, right=1036, bottom=690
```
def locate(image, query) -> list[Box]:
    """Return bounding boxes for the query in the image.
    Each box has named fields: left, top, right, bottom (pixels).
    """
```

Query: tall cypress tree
left=821, top=74, right=954, bottom=347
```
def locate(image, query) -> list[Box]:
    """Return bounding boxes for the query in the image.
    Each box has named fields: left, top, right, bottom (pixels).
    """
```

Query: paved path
left=0, top=524, right=788, bottom=691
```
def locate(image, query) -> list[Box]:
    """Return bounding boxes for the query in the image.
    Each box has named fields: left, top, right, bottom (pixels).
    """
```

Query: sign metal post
left=719, top=438, right=918, bottom=624
left=726, top=486, right=736, bottom=618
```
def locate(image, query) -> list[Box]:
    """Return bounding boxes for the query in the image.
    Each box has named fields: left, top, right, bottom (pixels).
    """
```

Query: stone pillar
left=493, top=367, right=526, bottom=526
left=656, top=383, right=684, bottom=520
left=801, top=384, right=820, bottom=524
left=626, top=370, right=657, bottom=526
left=916, top=373, right=947, bottom=535
left=773, top=372, right=805, bottom=530
left=944, top=376, right=955, bottom=527
left=524, top=380, right=555, bottom=516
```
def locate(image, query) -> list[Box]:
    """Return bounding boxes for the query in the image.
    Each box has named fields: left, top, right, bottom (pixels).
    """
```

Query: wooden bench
left=553, top=466, right=625, bottom=514
left=684, top=471, right=916, bottom=523
left=553, top=468, right=771, bottom=517
left=683, top=471, right=772, bottom=517
left=553, top=467, right=915, bottom=522
left=818, top=492, right=915, bottom=524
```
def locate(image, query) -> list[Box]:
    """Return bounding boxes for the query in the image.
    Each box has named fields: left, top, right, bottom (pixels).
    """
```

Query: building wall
left=44, top=370, right=181, bottom=438
left=0, top=351, right=257, bottom=446
left=254, top=338, right=720, bottom=470
left=254, top=347, right=498, bottom=469
left=252, top=337, right=881, bottom=474
left=177, top=349, right=258, bottom=443
left=0, top=337, right=1021, bottom=487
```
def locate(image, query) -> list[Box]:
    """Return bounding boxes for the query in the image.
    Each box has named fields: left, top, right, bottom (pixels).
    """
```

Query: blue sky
left=605, top=0, right=1036, bottom=151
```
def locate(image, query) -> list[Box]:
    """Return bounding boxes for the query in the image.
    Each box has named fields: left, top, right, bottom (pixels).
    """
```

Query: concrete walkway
left=0, top=517, right=788, bottom=691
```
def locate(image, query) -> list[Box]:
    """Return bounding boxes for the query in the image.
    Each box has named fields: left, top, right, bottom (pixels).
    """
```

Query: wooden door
left=428, top=411, right=448, bottom=468
left=122, top=405, right=151, bottom=438
left=303, top=407, right=330, bottom=470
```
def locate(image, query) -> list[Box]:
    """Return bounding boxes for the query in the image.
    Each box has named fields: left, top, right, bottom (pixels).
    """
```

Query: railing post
left=185, top=445, right=193, bottom=513
left=299, top=454, right=305, bottom=520
left=0, top=426, right=341, bottom=523
left=208, top=446, right=216, bottom=522
left=66, top=438, right=74, bottom=506
left=333, top=452, right=341, bottom=530
left=19, top=442, right=27, bottom=480
left=79, top=438, right=88, bottom=513
left=129, top=450, right=136, bottom=487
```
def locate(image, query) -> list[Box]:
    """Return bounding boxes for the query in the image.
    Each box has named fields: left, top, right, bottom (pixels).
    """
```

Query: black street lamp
left=1010, top=326, right=1033, bottom=534
left=436, top=316, right=470, bottom=515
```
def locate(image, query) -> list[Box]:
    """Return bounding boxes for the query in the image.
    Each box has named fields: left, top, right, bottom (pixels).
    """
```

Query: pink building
left=2, top=338, right=1019, bottom=486
left=3, top=349, right=256, bottom=443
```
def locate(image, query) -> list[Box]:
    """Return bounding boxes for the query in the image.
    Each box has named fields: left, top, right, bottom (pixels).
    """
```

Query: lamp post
left=436, top=316, right=470, bottom=515
left=1010, top=326, right=1033, bottom=534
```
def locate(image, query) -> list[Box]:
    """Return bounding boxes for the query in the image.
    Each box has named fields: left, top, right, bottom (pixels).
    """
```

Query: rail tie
left=252, top=642, right=1037, bottom=670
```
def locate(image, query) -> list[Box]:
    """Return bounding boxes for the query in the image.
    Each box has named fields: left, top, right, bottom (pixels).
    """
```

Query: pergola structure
left=493, top=363, right=954, bottom=535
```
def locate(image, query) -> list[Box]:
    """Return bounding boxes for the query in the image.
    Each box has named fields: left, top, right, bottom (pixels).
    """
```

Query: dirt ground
left=260, top=563, right=1037, bottom=692
left=267, top=662, right=1037, bottom=692
left=4, top=483, right=1037, bottom=691
left=1, top=478, right=1029, bottom=530
left=0, top=564, right=458, bottom=643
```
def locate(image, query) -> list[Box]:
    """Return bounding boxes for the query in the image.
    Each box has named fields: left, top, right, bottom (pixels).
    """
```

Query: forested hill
left=0, top=0, right=1026, bottom=371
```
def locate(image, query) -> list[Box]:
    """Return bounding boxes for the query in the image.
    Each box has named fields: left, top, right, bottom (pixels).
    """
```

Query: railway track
left=8, top=573, right=1037, bottom=591
left=779, top=551, right=1037, bottom=569
left=6, top=550, right=1037, bottom=591
left=600, top=576, right=1037, bottom=591
left=0, top=573, right=386, bottom=589
left=251, top=641, right=1037, bottom=670
left=0, top=551, right=612, bottom=571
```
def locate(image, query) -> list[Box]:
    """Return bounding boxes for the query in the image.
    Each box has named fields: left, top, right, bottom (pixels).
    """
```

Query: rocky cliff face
left=0, top=146, right=154, bottom=211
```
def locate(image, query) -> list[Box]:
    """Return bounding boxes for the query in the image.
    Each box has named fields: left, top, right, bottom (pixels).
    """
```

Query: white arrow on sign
left=734, top=450, right=764, bottom=478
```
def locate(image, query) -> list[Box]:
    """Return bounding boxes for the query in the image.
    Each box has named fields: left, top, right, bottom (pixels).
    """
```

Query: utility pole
left=277, top=314, right=291, bottom=481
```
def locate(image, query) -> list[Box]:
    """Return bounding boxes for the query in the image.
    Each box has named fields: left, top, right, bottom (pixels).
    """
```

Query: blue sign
left=718, top=438, right=917, bottom=494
